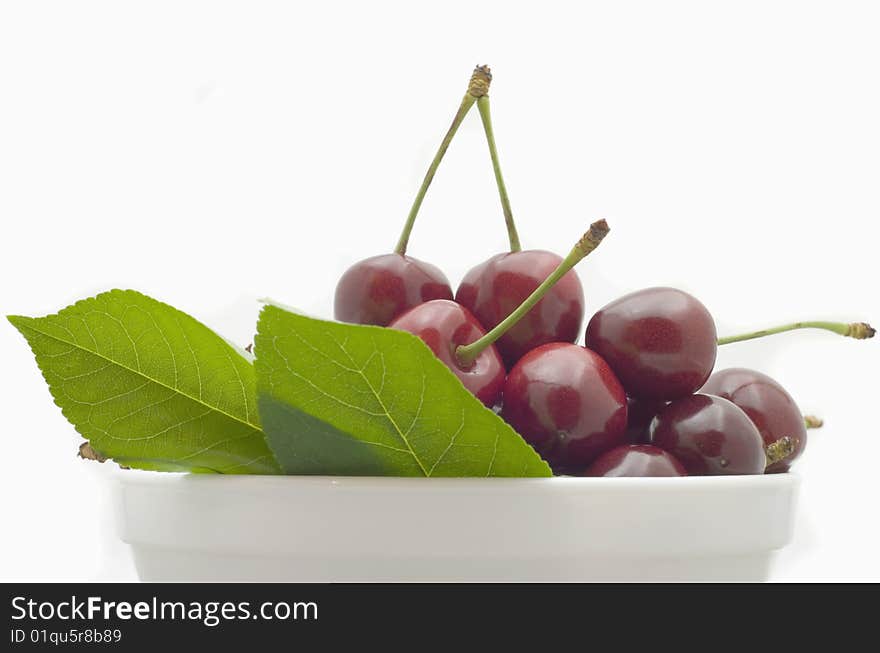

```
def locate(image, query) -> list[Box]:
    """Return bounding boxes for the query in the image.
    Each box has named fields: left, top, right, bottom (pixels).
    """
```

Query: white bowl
left=114, top=470, right=799, bottom=582
left=113, top=470, right=799, bottom=582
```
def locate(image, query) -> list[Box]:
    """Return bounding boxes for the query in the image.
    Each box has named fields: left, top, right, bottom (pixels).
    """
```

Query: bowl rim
left=110, top=467, right=800, bottom=490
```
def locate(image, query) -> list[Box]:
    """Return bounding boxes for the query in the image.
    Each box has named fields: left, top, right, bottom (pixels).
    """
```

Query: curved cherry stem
left=477, top=94, right=522, bottom=252
left=717, top=321, right=875, bottom=346
left=455, top=219, right=610, bottom=366
left=394, top=66, right=492, bottom=255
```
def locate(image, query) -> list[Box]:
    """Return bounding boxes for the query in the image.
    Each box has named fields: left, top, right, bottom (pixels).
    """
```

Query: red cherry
left=584, top=444, right=687, bottom=477
left=585, top=287, right=717, bottom=401
left=648, top=394, right=765, bottom=475
left=501, top=343, right=627, bottom=469
left=334, top=254, right=452, bottom=327
left=391, top=222, right=611, bottom=410
left=456, top=250, right=584, bottom=368
left=389, top=299, right=505, bottom=407
left=702, top=368, right=807, bottom=473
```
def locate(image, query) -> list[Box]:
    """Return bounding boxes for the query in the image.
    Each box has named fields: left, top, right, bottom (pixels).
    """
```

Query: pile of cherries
left=334, top=66, right=874, bottom=478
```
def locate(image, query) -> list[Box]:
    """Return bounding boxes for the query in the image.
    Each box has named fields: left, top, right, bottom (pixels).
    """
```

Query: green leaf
left=254, top=304, right=552, bottom=477
left=8, top=290, right=280, bottom=474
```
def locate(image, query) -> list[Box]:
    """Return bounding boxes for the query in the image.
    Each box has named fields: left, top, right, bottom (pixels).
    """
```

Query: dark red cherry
left=702, top=368, right=807, bottom=473
left=456, top=250, right=584, bottom=368
left=501, top=343, right=627, bottom=469
left=623, top=397, right=668, bottom=444
left=584, top=444, right=687, bottom=477
left=398, top=221, right=611, bottom=411
left=334, top=254, right=452, bottom=327
left=389, top=299, right=505, bottom=407
left=648, top=394, right=765, bottom=475
left=584, top=287, right=717, bottom=401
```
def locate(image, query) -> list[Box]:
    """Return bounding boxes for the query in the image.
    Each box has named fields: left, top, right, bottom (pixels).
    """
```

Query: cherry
left=501, top=342, right=627, bottom=470
left=648, top=394, right=766, bottom=475
left=390, top=300, right=504, bottom=406
left=585, top=283, right=876, bottom=402
left=585, top=298, right=874, bottom=404
left=584, top=287, right=717, bottom=402
left=334, top=255, right=452, bottom=326
left=584, top=444, right=687, bottom=477
left=454, top=79, right=584, bottom=368
left=703, top=319, right=874, bottom=471
left=392, top=220, right=610, bottom=409
left=334, top=66, right=492, bottom=326
left=701, top=368, right=808, bottom=473
left=457, top=252, right=585, bottom=369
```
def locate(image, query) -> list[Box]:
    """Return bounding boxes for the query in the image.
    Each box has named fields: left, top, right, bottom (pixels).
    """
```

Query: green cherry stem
left=765, top=436, right=797, bottom=468
left=394, top=66, right=492, bottom=255
left=717, top=321, right=875, bottom=346
left=455, top=219, right=610, bottom=367
left=477, top=92, right=522, bottom=252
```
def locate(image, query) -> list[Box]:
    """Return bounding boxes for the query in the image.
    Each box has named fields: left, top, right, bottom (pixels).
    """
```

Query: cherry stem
left=477, top=94, right=522, bottom=252
left=765, top=436, right=796, bottom=468
left=804, top=415, right=824, bottom=429
left=455, top=219, right=610, bottom=366
left=717, top=321, right=875, bottom=346
left=394, top=66, right=492, bottom=255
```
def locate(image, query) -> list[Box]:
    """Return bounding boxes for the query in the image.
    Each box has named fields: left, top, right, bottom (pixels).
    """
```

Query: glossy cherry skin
left=584, top=444, right=687, bottom=477
left=389, top=299, right=505, bottom=407
left=334, top=253, right=453, bottom=326
left=585, top=287, right=717, bottom=401
left=648, top=394, right=765, bottom=475
left=623, top=397, right=668, bottom=444
left=456, top=250, right=584, bottom=368
left=702, top=368, right=806, bottom=473
left=501, top=343, right=627, bottom=469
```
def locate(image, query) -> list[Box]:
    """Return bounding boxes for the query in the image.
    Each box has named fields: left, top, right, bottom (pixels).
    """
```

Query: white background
left=1, top=1, right=878, bottom=582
